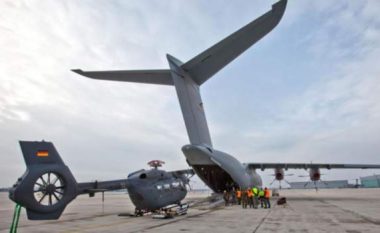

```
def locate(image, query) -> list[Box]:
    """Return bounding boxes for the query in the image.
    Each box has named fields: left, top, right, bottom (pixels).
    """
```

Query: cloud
left=0, top=0, right=194, bottom=186
left=1, top=0, right=380, bottom=189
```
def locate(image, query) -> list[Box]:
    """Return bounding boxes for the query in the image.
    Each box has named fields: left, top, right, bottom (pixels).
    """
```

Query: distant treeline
left=0, top=188, right=10, bottom=192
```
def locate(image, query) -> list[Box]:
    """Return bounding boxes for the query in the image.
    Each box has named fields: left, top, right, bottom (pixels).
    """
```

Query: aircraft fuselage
left=182, top=144, right=262, bottom=192
left=126, top=169, right=187, bottom=211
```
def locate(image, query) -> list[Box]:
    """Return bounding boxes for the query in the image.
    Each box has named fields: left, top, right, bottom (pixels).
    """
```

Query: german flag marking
left=36, top=150, right=49, bottom=157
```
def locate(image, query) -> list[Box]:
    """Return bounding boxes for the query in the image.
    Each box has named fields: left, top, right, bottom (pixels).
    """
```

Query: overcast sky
left=1, top=0, right=380, bottom=188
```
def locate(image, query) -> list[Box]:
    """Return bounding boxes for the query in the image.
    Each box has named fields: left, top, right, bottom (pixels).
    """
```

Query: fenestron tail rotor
left=33, top=172, right=66, bottom=206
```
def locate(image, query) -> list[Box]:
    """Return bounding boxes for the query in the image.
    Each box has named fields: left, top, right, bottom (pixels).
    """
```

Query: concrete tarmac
left=1, top=189, right=380, bottom=233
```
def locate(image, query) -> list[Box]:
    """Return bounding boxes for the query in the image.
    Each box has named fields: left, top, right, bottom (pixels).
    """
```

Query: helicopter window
left=139, top=173, right=147, bottom=179
left=163, top=184, right=170, bottom=189
left=172, top=182, right=180, bottom=188
left=156, top=185, right=162, bottom=190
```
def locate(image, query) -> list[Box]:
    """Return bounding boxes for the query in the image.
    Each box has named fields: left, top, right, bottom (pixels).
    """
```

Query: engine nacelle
left=309, top=168, right=321, bottom=181
left=274, top=168, right=284, bottom=181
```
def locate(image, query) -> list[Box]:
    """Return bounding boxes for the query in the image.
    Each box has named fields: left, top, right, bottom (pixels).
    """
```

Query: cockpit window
left=139, top=173, right=147, bottom=179
left=163, top=184, right=170, bottom=189
left=172, top=182, right=180, bottom=188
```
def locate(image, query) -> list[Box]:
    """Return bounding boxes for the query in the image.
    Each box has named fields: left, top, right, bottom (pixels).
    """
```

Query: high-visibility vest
left=252, top=187, right=258, bottom=196
left=264, top=189, right=271, bottom=198
left=247, top=189, right=253, bottom=197
left=236, top=190, right=241, bottom=198
left=259, top=190, right=264, bottom=197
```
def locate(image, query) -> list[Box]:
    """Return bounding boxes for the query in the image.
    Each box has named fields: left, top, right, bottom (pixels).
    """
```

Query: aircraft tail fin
left=181, top=0, right=287, bottom=85
left=19, top=141, right=66, bottom=166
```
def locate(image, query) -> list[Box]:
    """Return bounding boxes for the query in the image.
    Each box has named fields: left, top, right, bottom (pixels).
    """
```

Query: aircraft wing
left=181, top=0, right=287, bottom=85
left=245, top=163, right=380, bottom=171
left=72, top=69, right=173, bottom=86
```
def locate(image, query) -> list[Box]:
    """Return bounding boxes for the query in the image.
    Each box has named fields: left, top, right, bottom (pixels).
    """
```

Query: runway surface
left=1, top=189, right=380, bottom=233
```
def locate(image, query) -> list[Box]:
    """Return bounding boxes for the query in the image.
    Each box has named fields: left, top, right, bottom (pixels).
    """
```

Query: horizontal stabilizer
left=246, top=163, right=380, bottom=171
left=72, top=69, right=173, bottom=86
left=181, top=0, right=287, bottom=85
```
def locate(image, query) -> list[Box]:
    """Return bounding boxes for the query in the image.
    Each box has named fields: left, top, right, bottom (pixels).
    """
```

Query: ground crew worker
left=236, top=189, right=242, bottom=205
left=247, top=188, right=253, bottom=208
left=230, top=188, right=237, bottom=205
left=259, top=188, right=265, bottom=208
left=223, top=190, right=230, bottom=206
left=241, top=190, right=248, bottom=209
left=264, top=187, right=271, bottom=209
left=252, top=186, right=259, bottom=209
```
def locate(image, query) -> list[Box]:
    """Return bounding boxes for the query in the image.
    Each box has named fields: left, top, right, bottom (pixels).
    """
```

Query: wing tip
left=272, top=0, right=287, bottom=22
left=272, top=0, right=287, bottom=10
left=71, top=69, right=84, bottom=75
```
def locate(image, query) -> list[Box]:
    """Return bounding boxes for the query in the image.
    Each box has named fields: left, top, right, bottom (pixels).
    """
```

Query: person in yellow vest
left=247, top=188, right=253, bottom=208
left=236, top=189, right=242, bottom=205
left=252, top=186, right=259, bottom=209
left=264, top=187, right=271, bottom=209
left=259, top=188, right=265, bottom=208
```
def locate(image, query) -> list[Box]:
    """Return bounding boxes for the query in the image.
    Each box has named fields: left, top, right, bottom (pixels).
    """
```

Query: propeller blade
left=284, top=179, right=291, bottom=186
left=320, top=179, right=329, bottom=186
left=270, top=178, right=276, bottom=186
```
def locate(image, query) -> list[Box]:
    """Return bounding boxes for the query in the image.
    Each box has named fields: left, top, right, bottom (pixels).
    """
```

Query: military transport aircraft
left=73, top=0, right=380, bottom=194
left=10, top=0, right=380, bottom=221
left=9, top=141, right=193, bottom=220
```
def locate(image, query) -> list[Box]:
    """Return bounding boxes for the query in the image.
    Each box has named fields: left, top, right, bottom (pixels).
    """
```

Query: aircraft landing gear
left=134, top=208, right=145, bottom=217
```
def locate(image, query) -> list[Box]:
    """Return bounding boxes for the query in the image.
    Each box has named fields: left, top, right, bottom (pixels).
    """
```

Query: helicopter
left=9, top=141, right=194, bottom=220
